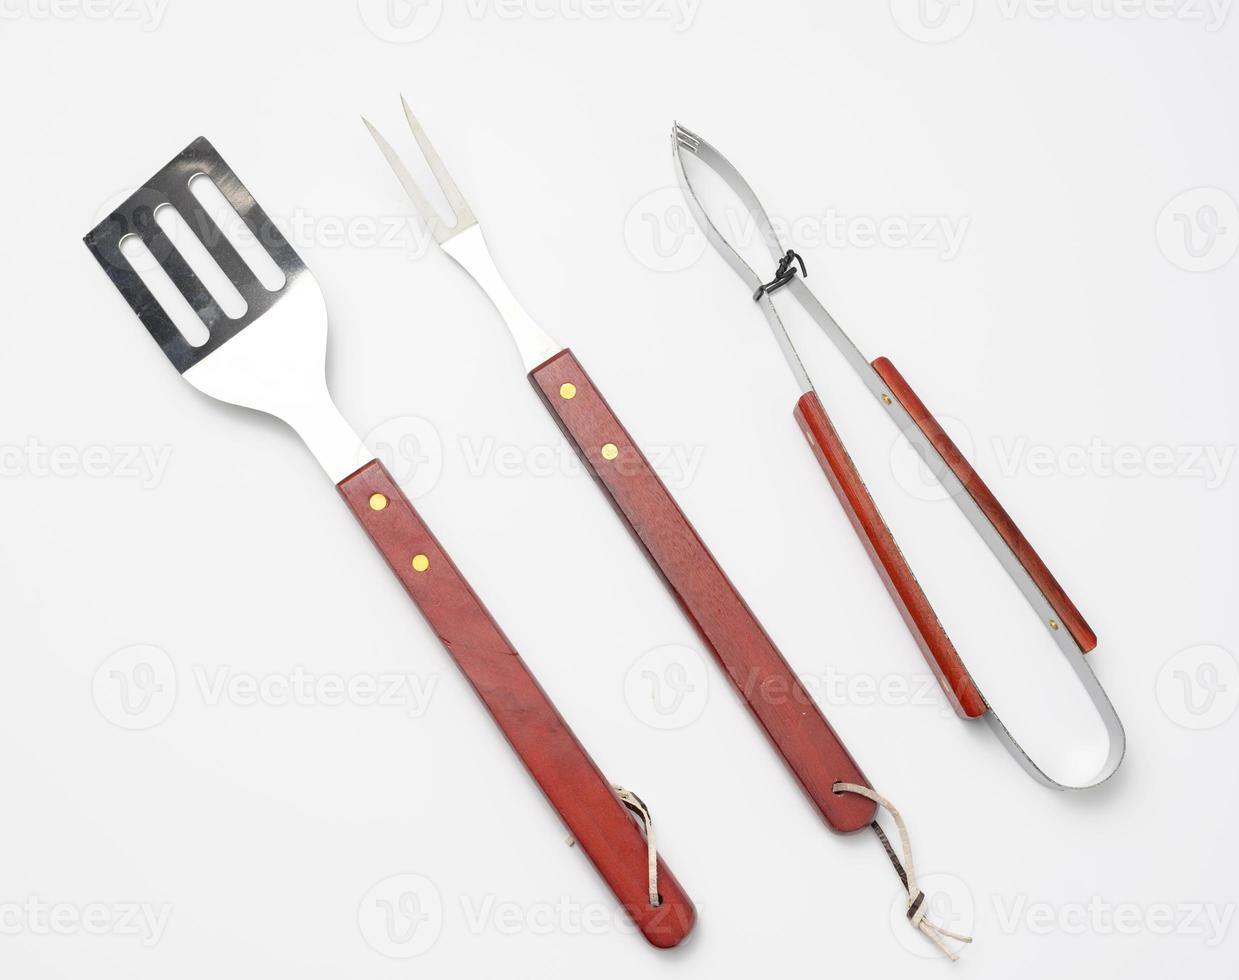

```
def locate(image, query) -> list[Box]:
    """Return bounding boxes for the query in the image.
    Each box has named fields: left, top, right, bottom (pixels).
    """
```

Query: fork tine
left=399, top=96, right=476, bottom=233
left=362, top=116, right=449, bottom=243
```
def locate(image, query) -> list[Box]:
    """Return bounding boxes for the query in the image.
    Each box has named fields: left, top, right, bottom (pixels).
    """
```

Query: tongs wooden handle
left=340, top=460, right=696, bottom=947
left=871, top=357, right=1097, bottom=654
left=531, top=351, right=876, bottom=834
left=794, top=389, right=988, bottom=718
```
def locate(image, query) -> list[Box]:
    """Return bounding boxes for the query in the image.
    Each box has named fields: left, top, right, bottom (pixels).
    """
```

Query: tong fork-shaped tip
left=363, top=97, right=476, bottom=244
left=670, top=121, right=700, bottom=153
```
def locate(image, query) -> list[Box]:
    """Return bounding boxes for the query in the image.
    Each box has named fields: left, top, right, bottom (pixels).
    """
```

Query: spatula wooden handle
left=794, top=389, right=988, bottom=719
left=338, top=459, right=695, bottom=948
left=530, top=350, right=876, bottom=834
left=871, top=356, right=1097, bottom=654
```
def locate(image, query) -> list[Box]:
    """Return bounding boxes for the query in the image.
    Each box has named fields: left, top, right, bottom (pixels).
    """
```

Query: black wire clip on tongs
left=672, top=123, right=1124, bottom=791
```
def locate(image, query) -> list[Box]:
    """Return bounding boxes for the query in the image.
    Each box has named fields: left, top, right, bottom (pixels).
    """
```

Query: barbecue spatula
left=83, top=136, right=695, bottom=948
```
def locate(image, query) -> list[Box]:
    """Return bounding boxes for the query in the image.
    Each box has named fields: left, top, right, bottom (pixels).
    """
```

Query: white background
left=2, top=0, right=1237, bottom=976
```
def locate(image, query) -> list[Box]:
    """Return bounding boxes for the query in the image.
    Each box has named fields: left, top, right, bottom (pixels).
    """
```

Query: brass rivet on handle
left=601, top=443, right=619, bottom=461
left=369, top=493, right=388, bottom=511
left=881, top=393, right=893, bottom=406
left=1049, top=618, right=1060, bottom=631
left=559, top=382, right=577, bottom=400
left=411, top=554, right=430, bottom=573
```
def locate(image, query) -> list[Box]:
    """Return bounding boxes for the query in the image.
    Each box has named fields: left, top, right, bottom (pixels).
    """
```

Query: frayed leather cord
left=613, top=785, right=661, bottom=907
left=834, top=781, right=972, bottom=961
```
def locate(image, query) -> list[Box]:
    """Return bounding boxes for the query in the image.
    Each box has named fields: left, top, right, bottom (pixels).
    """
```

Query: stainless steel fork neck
left=364, top=100, right=563, bottom=373
left=441, top=224, right=564, bottom=372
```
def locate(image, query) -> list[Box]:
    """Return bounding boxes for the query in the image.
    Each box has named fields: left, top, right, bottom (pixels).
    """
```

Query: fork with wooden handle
left=363, top=100, right=877, bottom=836
left=82, top=136, right=694, bottom=948
left=365, top=102, right=978, bottom=960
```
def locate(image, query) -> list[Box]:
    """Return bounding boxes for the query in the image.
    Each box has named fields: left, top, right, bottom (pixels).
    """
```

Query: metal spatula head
left=83, top=137, right=368, bottom=482
left=84, top=136, right=307, bottom=372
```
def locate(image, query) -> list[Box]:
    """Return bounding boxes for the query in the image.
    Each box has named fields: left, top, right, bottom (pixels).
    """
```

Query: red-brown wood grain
left=871, top=356, right=1097, bottom=654
left=794, top=390, right=988, bottom=719
left=530, top=350, right=876, bottom=834
left=338, top=459, right=695, bottom=948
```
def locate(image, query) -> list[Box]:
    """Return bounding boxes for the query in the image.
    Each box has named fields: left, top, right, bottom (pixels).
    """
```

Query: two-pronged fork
left=83, top=136, right=694, bottom=948
left=364, top=100, right=878, bottom=835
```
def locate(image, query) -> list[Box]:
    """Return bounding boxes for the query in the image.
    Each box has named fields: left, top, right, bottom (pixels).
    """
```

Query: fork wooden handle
left=338, top=460, right=695, bottom=948
left=794, top=389, right=988, bottom=718
left=530, top=350, right=876, bottom=834
left=872, top=356, right=1097, bottom=654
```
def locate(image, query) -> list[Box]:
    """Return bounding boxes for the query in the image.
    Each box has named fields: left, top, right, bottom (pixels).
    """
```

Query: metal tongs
left=672, top=123, right=1124, bottom=790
